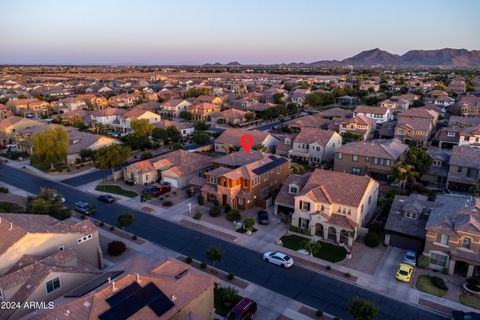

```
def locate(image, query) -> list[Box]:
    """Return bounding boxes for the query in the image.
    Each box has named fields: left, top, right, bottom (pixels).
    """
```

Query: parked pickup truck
left=142, top=185, right=171, bottom=197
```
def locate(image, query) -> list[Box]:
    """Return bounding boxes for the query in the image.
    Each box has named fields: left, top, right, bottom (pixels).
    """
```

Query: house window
left=457, top=166, right=463, bottom=173
left=77, top=234, right=93, bottom=244
left=321, top=205, right=325, bottom=211
left=447, top=132, right=456, bottom=137
left=352, top=168, right=361, bottom=175
left=0, top=288, right=3, bottom=300
left=289, top=185, right=298, bottom=194
left=301, top=201, right=310, bottom=211
left=462, top=237, right=472, bottom=249
left=46, top=277, right=61, bottom=294
left=352, top=155, right=359, bottom=162
left=337, top=153, right=343, bottom=160
left=436, top=234, right=449, bottom=246
left=59, top=245, right=64, bottom=251
left=347, top=209, right=351, bottom=215
left=429, top=252, right=448, bottom=267
left=337, top=207, right=341, bottom=213
left=405, top=211, right=418, bottom=220
left=260, top=187, right=269, bottom=199
left=299, top=218, right=310, bottom=229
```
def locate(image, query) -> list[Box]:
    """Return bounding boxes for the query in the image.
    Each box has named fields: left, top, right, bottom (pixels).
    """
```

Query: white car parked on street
left=263, top=251, right=294, bottom=268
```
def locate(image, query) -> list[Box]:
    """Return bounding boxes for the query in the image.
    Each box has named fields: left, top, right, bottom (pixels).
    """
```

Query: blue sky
left=1, top=0, right=479, bottom=65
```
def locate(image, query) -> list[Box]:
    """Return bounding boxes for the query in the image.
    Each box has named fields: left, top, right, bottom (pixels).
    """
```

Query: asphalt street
left=0, top=165, right=448, bottom=320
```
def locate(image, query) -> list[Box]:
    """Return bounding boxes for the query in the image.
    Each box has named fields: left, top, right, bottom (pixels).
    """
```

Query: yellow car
left=396, top=263, right=413, bottom=283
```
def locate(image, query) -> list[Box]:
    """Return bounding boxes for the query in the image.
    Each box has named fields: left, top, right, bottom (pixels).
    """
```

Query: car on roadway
left=263, top=251, right=294, bottom=268
left=450, top=311, right=480, bottom=320
left=97, top=194, right=115, bottom=203
left=396, top=263, right=413, bottom=283
left=404, top=250, right=417, bottom=266
left=257, top=210, right=269, bottom=225
left=74, top=200, right=95, bottom=215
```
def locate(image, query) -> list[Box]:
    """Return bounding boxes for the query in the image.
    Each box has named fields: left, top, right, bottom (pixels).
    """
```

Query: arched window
left=462, top=237, right=472, bottom=249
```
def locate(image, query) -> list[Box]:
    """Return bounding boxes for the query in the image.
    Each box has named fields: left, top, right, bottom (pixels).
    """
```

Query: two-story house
left=277, top=169, right=379, bottom=248
left=188, top=103, right=221, bottom=121
left=115, top=109, right=161, bottom=133
left=423, top=90, right=455, bottom=108
left=338, top=116, right=376, bottom=141
left=6, top=98, right=50, bottom=117
left=160, top=98, right=191, bottom=117
left=288, top=127, right=342, bottom=165
left=447, top=146, right=480, bottom=191
left=201, top=153, right=290, bottom=210
left=353, top=105, right=393, bottom=124
left=214, top=128, right=279, bottom=154
left=108, top=93, right=141, bottom=108
left=458, top=125, right=480, bottom=147
left=0, top=116, right=43, bottom=146
left=334, top=139, right=408, bottom=180
left=459, top=96, right=480, bottom=117
left=379, top=97, right=410, bottom=113
left=90, top=108, right=126, bottom=126
left=76, top=93, right=108, bottom=109
left=424, top=195, right=480, bottom=278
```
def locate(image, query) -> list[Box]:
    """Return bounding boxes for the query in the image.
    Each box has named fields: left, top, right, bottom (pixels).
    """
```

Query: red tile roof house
left=353, top=105, right=393, bottom=124
left=114, top=109, right=162, bottom=133
left=122, top=150, right=213, bottom=188
left=288, top=127, right=342, bottom=165
left=274, top=169, right=379, bottom=249
left=282, top=115, right=333, bottom=133
left=214, top=128, right=280, bottom=154
left=209, top=108, right=247, bottom=125
left=153, top=119, right=195, bottom=137
left=160, top=98, right=191, bottom=117
left=394, top=107, right=439, bottom=145
left=338, top=115, right=376, bottom=141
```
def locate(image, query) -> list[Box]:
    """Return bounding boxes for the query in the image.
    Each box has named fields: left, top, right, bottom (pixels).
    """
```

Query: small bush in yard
left=200, top=262, right=207, bottom=269
left=107, top=240, right=126, bottom=256
left=345, top=272, right=351, bottom=278
left=0, top=187, right=9, bottom=193
left=99, top=222, right=105, bottom=227
left=441, top=268, right=448, bottom=275
left=325, top=265, right=331, bottom=271
left=418, top=255, right=429, bottom=269
left=185, top=256, right=192, bottom=264
left=224, top=204, right=231, bottom=213
left=226, top=208, right=241, bottom=222
left=316, top=310, right=323, bottom=317
left=109, top=226, right=115, bottom=231
left=227, top=273, right=235, bottom=280
left=132, top=235, right=138, bottom=240
left=209, top=205, right=221, bottom=217
left=431, top=276, right=448, bottom=291
left=364, top=232, right=380, bottom=248
left=197, top=195, right=204, bottom=205
left=163, top=200, right=173, bottom=207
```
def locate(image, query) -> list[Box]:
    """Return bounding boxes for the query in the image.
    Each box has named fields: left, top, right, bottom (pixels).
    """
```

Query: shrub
left=368, top=223, right=383, bottom=234
left=200, top=262, right=207, bottom=269
left=345, top=272, right=351, bottom=278
left=209, top=205, right=221, bottom=217
left=364, top=232, right=380, bottom=248
left=227, top=273, right=235, bottom=280
left=99, top=222, right=105, bottom=227
left=289, top=225, right=311, bottom=236
left=185, top=256, right=193, bottom=264
left=0, top=187, right=9, bottom=193
left=132, top=235, right=138, bottom=240
left=224, top=204, right=232, bottom=213
left=431, top=276, right=448, bottom=291
left=163, top=200, right=173, bottom=207
left=325, top=265, right=331, bottom=271
left=316, top=310, right=323, bottom=317
left=466, top=277, right=480, bottom=292
left=107, top=241, right=126, bottom=256
left=226, top=208, right=241, bottom=222
left=441, top=268, right=448, bottom=275
left=80, top=214, right=86, bottom=220
left=67, top=168, right=71, bottom=172
left=220, top=287, right=239, bottom=305
left=109, top=226, right=115, bottom=231
left=197, top=195, right=204, bottom=205
left=418, top=255, right=429, bottom=269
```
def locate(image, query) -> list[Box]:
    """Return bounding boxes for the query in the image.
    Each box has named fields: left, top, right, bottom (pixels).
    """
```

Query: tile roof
left=293, top=127, right=338, bottom=146
left=396, top=117, right=432, bottom=132
left=354, top=105, right=388, bottom=115
left=213, top=150, right=266, bottom=167
left=300, top=169, right=376, bottom=207
left=283, top=115, right=332, bottom=129
left=274, top=173, right=311, bottom=208
left=450, top=145, right=480, bottom=169
left=336, top=139, right=408, bottom=160
left=215, top=128, right=271, bottom=147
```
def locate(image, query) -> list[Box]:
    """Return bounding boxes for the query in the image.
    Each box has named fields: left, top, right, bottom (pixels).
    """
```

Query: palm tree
left=391, top=162, right=419, bottom=192
left=303, top=239, right=322, bottom=257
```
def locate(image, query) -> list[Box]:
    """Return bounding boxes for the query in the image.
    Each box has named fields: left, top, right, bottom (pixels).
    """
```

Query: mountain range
left=204, top=48, right=480, bottom=67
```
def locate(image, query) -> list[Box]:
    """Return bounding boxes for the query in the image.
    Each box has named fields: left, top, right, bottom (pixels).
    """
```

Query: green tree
left=166, top=126, right=182, bottom=144
left=206, top=246, right=223, bottom=268
left=151, top=127, right=168, bottom=144
left=131, top=119, right=154, bottom=137
left=125, top=133, right=151, bottom=150
left=187, top=87, right=211, bottom=98
left=93, top=144, right=131, bottom=182
left=290, top=162, right=306, bottom=174
left=193, top=209, right=203, bottom=223
left=245, top=112, right=255, bottom=121
left=194, top=121, right=210, bottom=131
left=347, top=297, right=379, bottom=320
left=273, top=92, right=285, bottom=104
left=192, top=130, right=210, bottom=145
left=31, top=126, right=68, bottom=170
left=117, top=212, right=133, bottom=228
left=391, top=162, right=419, bottom=192
left=404, top=146, right=432, bottom=176
left=253, top=144, right=267, bottom=152
left=303, top=239, right=322, bottom=257
left=26, top=188, right=71, bottom=220
left=140, top=151, right=153, bottom=160
left=79, top=149, right=96, bottom=162
left=179, top=110, right=193, bottom=121
left=341, top=132, right=363, bottom=144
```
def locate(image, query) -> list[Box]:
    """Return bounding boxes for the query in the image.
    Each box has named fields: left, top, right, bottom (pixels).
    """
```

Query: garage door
left=162, top=177, right=179, bottom=188
left=388, top=233, right=425, bottom=252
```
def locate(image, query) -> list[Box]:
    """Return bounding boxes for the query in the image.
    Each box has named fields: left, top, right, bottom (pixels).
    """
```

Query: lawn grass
left=280, top=234, right=347, bottom=263
left=214, top=287, right=244, bottom=317
left=0, top=202, right=25, bottom=213
left=415, top=275, right=447, bottom=297
left=95, top=185, right=138, bottom=198
left=460, top=294, right=480, bottom=310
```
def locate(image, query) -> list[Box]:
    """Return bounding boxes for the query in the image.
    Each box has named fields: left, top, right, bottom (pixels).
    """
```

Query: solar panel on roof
left=99, top=282, right=174, bottom=320
left=105, top=282, right=142, bottom=306
left=252, top=156, right=288, bottom=175
left=64, top=271, right=123, bottom=298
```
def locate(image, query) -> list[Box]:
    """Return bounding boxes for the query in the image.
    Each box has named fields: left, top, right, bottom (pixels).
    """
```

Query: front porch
left=312, top=222, right=354, bottom=248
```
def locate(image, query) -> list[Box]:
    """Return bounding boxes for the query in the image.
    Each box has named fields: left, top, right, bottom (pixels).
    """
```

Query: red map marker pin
left=240, top=134, right=254, bottom=154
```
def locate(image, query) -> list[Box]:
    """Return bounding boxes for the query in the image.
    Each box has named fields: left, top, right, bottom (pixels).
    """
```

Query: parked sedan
left=257, top=210, right=269, bottom=225
left=97, top=194, right=115, bottom=203
left=74, top=201, right=95, bottom=215
left=263, top=251, right=294, bottom=268
left=396, top=263, right=413, bottom=283
left=404, top=250, right=417, bottom=266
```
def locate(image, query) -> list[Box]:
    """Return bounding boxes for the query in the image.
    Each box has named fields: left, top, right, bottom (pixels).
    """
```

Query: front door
left=222, top=194, right=227, bottom=207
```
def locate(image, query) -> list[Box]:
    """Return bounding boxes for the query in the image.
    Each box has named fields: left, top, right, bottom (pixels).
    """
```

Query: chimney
left=135, top=273, right=141, bottom=283
left=108, top=277, right=111, bottom=284
left=112, top=281, right=117, bottom=291
left=171, top=295, right=177, bottom=302
left=9, top=223, right=13, bottom=231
